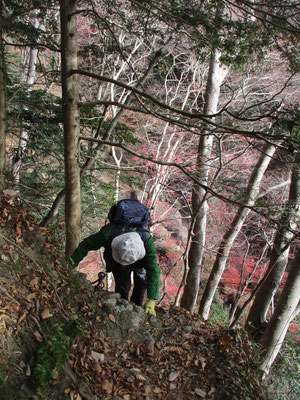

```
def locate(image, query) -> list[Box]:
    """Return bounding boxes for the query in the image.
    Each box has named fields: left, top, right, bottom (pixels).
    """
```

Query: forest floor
left=0, top=194, right=276, bottom=400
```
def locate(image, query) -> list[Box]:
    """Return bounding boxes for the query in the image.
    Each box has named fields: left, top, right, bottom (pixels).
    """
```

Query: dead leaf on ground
left=29, top=277, right=39, bottom=290
left=208, top=387, right=216, bottom=396
left=102, top=379, right=113, bottom=393
left=195, top=387, right=207, bottom=397
left=25, top=364, right=31, bottom=376
left=18, top=311, right=27, bottom=324
left=108, top=314, right=116, bottom=323
left=69, top=390, right=82, bottom=400
left=168, top=371, right=180, bottom=381
left=3, top=189, right=18, bottom=197
left=26, top=293, right=36, bottom=302
left=90, top=351, right=105, bottom=363
left=33, top=330, right=43, bottom=342
left=41, top=308, right=52, bottom=319
left=15, top=221, right=22, bottom=236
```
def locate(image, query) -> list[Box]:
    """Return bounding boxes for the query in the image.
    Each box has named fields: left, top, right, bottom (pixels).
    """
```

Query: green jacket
left=70, top=223, right=160, bottom=300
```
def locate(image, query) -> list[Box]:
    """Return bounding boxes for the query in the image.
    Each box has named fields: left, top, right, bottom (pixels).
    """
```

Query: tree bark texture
left=60, top=0, right=81, bottom=256
left=0, top=3, right=6, bottom=195
left=180, top=49, right=228, bottom=311
left=246, top=155, right=300, bottom=335
left=260, top=247, right=300, bottom=376
left=199, top=142, right=277, bottom=320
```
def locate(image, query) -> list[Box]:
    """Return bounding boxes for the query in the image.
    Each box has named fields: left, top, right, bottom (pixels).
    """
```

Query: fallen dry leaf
left=90, top=351, right=105, bottom=363
left=41, top=308, right=52, bottom=320
left=108, top=314, right=116, bottom=323
left=18, top=311, right=27, bottom=324
left=25, top=364, right=31, bottom=376
left=3, top=189, right=18, bottom=197
left=136, top=373, right=146, bottom=381
left=70, top=390, right=82, bottom=400
left=195, top=388, right=206, bottom=397
left=102, top=379, right=113, bottom=394
left=168, top=371, right=180, bottom=381
left=153, top=387, right=162, bottom=393
left=33, top=330, right=43, bottom=342
left=15, top=221, right=22, bottom=236
left=29, top=277, right=39, bottom=290
left=26, top=293, right=36, bottom=302
left=208, top=387, right=216, bottom=396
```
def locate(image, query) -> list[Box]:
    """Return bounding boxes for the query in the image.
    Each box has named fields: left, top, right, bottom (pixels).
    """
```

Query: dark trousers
left=111, top=267, right=147, bottom=306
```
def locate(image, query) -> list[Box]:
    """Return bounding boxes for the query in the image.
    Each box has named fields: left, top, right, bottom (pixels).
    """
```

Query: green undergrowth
left=31, top=316, right=84, bottom=389
left=210, top=301, right=230, bottom=327
left=265, top=331, right=300, bottom=399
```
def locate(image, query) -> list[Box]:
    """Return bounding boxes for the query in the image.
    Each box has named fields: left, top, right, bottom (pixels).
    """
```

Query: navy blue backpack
left=108, top=199, right=151, bottom=228
left=103, top=200, right=151, bottom=273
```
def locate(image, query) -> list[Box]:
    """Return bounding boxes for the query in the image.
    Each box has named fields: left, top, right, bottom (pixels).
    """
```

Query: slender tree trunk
left=60, top=0, right=81, bottom=256
left=246, top=156, right=300, bottom=335
left=111, top=146, right=122, bottom=202
left=199, top=142, right=278, bottom=320
left=11, top=18, right=44, bottom=188
left=180, top=49, right=228, bottom=311
left=0, top=2, right=6, bottom=195
left=259, top=247, right=300, bottom=376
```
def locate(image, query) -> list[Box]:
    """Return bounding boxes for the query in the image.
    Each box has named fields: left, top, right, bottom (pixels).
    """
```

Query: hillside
left=0, top=194, right=267, bottom=400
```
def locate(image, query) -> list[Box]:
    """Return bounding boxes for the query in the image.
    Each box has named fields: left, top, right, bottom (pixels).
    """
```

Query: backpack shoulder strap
left=135, top=227, right=151, bottom=242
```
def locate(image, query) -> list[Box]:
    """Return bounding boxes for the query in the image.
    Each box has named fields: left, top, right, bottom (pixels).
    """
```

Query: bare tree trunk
left=260, top=247, right=300, bottom=376
left=199, top=142, right=278, bottom=320
left=111, top=146, right=122, bottom=202
left=60, top=0, right=81, bottom=256
left=0, top=2, right=5, bottom=195
left=180, top=49, right=228, bottom=311
left=246, top=156, right=300, bottom=336
left=11, top=17, right=44, bottom=188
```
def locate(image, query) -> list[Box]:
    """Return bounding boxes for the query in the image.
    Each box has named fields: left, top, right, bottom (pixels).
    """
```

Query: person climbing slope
left=69, top=199, right=160, bottom=316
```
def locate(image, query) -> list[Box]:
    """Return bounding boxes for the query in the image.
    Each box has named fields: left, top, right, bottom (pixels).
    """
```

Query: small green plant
left=32, top=317, right=83, bottom=388
left=209, top=301, right=230, bottom=327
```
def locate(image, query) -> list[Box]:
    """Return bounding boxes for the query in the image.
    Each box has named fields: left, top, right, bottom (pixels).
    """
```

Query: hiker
left=69, top=199, right=160, bottom=316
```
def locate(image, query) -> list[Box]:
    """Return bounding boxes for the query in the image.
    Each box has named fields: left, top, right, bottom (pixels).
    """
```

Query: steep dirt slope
left=0, top=195, right=266, bottom=400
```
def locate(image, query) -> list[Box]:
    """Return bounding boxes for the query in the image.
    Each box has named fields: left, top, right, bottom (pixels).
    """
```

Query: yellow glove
left=144, top=299, right=156, bottom=316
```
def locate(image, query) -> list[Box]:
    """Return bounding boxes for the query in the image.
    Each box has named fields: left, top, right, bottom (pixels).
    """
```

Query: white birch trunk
left=111, top=146, right=123, bottom=202
left=246, top=158, right=300, bottom=334
left=260, top=248, right=300, bottom=376
left=180, top=49, right=228, bottom=311
left=199, top=142, right=277, bottom=320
